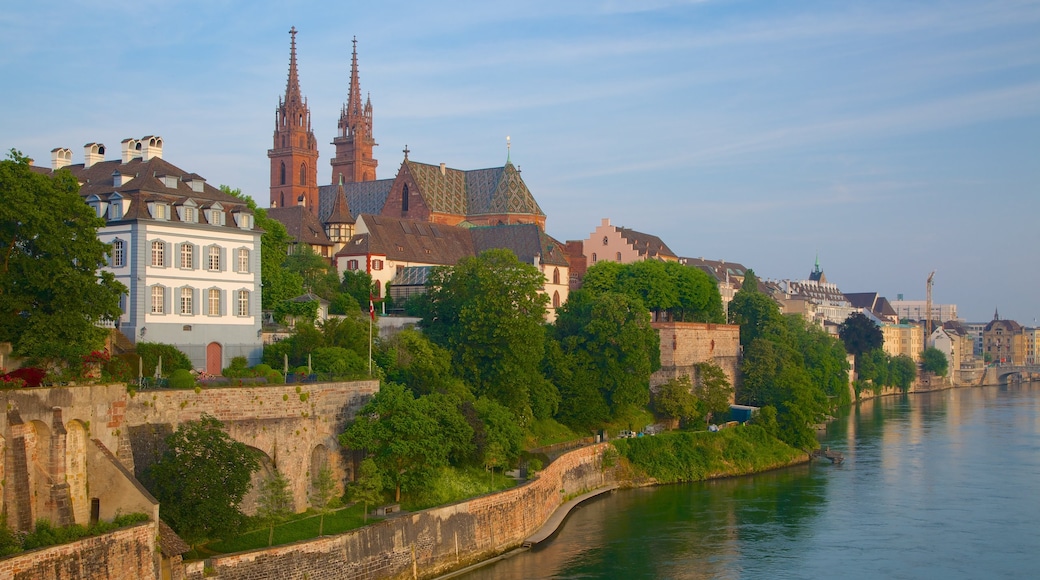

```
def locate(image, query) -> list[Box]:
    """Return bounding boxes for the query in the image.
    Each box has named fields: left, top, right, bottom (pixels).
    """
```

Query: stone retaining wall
left=0, top=522, right=157, bottom=580
left=193, top=443, right=613, bottom=580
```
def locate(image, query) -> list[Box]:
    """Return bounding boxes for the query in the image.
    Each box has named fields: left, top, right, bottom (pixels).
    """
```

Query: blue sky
left=3, top=0, right=1038, bottom=323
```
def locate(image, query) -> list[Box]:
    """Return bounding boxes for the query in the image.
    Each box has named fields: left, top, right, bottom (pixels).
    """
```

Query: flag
left=369, top=294, right=376, bottom=321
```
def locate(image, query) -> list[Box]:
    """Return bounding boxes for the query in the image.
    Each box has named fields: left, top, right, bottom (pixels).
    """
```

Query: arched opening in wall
left=29, top=420, right=52, bottom=527
left=206, top=342, right=223, bottom=376
left=300, top=163, right=307, bottom=186
left=401, top=184, right=409, bottom=212
left=553, top=291, right=561, bottom=309
left=65, top=420, right=89, bottom=526
left=280, top=162, right=286, bottom=185
left=241, top=447, right=275, bottom=516
left=553, top=268, right=560, bottom=285
left=309, top=445, right=340, bottom=507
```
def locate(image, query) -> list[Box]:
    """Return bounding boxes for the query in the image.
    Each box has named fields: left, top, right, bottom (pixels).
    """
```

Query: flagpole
left=369, top=294, right=374, bottom=377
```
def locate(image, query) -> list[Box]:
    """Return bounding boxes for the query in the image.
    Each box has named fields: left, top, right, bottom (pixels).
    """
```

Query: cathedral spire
left=331, top=36, right=378, bottom=184
left=285, top=26, right=303, bottom=106
left=269, top=26, right=319, bottom=212
left=347, top=36, right=363, bottom=117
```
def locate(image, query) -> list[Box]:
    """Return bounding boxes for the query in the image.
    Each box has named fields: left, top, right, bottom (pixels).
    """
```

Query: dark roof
left=942, top=320, right=969, bottom=336
left=470, top=223, right=569, bottom=267
left=317, top=179, right=394, bottom=222
left=679, top=257, right=748, bottom=284
left=326, top=182, right=356, bottom=225
left=338, top=214, right=474, bottom=264
left=617, top=226, right=676, bottom=260
left=268, top=206, right=333, bottom=248
left=158, top=520, right=190, bottom=557
left=985, top=318, right=1023, bottom=333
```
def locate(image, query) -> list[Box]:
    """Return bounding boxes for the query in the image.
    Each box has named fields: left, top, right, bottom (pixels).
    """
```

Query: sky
left=2, top=0, right=1038, bottom=324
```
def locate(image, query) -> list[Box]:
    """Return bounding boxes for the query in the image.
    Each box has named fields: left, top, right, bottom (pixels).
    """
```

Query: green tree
left=309, top=464, right=338, bottom=536
left=652, top=375, right=702, bottom=427
left=383, top=329, right=470, bottom=399
left=340, top=383, right=470, bottom=501
left=921, top=347, right=948, bottom=377
left=220, top=185, right=302, bottom=309
left=420, top=249, right=551, bottom=421
left=256, top=468, right=293, bottom=547
left=146, top=415, right=259, bottom=547
left=890, top=354, right=917, bottom=391
left=857, top=348, right=890, bottom=389
left=341, top=270, right=376, bottom=312
left=839, top=312, right=884, bottom=365
left=473, top=396, right=524, bottom=468
left=727, top=270, right=784, bottom=347
left=349, top=458, right=384, bottom=523
left=284, top=245, right=340, bottom=300
left=0, top=151, right=125, bottom=365
left=694, top=361, right=733, bottom=423
left=579, top=260, right=724, bottom=323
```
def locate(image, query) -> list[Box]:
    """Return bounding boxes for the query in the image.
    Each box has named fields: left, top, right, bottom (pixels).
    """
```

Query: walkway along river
left=457, top=382, right=1040, bottom=579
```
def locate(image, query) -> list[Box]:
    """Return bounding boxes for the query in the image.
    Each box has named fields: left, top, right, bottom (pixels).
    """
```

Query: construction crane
left=925, top=270, right=936, bottom=340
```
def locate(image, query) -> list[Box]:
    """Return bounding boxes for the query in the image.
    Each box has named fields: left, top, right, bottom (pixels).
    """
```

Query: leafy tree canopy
left=652, top=375, right=702, bottom=427
left=921, top=347, right=948, bottom=377
left=420, top=249, right=551, bottom=422
left=145, top=415, right=259, bottom=546
left=838, top=312, right=884, bottom=359
left=0, top=151, right=126, bottom=364
left=727, top=269, right=785, bottom=347
left=581, top=260, right=724, bottom=323
left=694, top=361, right=733, bottom=422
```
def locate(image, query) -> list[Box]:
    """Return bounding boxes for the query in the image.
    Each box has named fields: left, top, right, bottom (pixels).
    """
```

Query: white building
left=39, top=138, right=262, bottom=374
left=889, top=300, right=958, bottom=323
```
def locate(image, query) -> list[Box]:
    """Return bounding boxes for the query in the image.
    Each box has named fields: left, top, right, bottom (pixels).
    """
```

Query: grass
left=602, top=408, right=657, bottom=437
left=403, top=465, right=518, bottom=511
left=526, top=418, right=581, bottom=448
left=206, top=503, right=368, bottom=554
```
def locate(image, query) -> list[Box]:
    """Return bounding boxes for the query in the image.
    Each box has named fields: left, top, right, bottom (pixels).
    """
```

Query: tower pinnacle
left=331, top=36, right=378, bottom=184
left=269, top=26, right=319, bottom=212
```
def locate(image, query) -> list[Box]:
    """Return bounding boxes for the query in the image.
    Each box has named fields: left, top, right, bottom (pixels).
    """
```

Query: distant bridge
left=981, top=365, right=1040, bottom=385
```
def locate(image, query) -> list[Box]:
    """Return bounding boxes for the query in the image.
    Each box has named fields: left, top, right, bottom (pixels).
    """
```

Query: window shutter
left=164, top=286, right=171, bottom=315
left=220, top=289, right=227, bottom=316
left=175, top=243, right=183, bottom=268
left=221, top=247, right=227, bottom=272
left=193, top=288, right=200, bottom=315
left=163, top=242, right=171, bottom=268
left=193, top=245, right=200, bottom=270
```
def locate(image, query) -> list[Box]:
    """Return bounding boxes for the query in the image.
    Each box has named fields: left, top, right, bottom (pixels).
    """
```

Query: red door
left=206, top=342, right=223, bottom=376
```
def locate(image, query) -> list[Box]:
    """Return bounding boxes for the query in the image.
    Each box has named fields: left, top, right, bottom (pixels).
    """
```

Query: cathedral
left=267, top=28, right=545, bottom=230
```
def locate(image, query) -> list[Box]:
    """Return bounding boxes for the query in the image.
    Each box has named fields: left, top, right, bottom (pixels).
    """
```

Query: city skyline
left=2, top=0, right=1037, bottom=323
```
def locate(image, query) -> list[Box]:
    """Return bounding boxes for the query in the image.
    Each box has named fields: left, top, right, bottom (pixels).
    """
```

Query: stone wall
left=0, top=522, right=157, bottom=580
left=192, top=443, right=612, bottom=580
left=651, top=322, right=742, bottom=393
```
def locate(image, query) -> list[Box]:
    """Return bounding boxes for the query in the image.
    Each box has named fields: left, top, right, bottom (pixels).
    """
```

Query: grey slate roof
left=470, top=223, right=569, bottom=267
left=317, top=179, right=394, bottom=222
left=617, top=227, right=676, bottom=260
left=268, top=206, right=333, bottom=248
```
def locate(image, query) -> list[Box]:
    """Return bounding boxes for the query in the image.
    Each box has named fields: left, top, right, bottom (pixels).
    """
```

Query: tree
left=0, top=151, right=125, bottom=365
left=256, top=468, right=293, bottom=547
left=310, top=464, right=338, bottom=536
left=473, top=396, right=524, bottom=468
left=579, top=260, right=724, bottom=323
left=340, top=383, right=470, bottom=501
left=220, top=185, right=302, bottom=309
left=727, top=270, right=784, bottom=347
left=890, top=354, right=917, bottom=391
left=420, top=249, right=551, bottom=421
left=341, top=270, right=376, bottom=312
left=694, top=361, right=733, bottom=423
left=145, top=415, right=259, bottom=547
left=349, top=458, right=384, bottom=523
left=838, top=313, right=883, bottom=363
left=921, top=347, right=948, bottom=377
left=652, top=375, right=702, bottom=428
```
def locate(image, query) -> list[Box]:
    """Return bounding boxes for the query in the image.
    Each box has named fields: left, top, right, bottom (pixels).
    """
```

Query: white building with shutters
left=37, top=137, right=262, bottom=373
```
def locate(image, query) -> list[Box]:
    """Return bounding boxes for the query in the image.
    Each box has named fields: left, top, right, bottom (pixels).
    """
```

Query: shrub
left=253, top=364, right=273, bottom=376
left=223, top=356, right=250, bottom=378
left=169, top=369, right=196, bottom=389
left=295, top=365, right=310, bottom=375
left=1, top=367, right=46, bottom=388
left=265, top=370, right=284, bottom=384
left=136, top=343, right=192, bottom=377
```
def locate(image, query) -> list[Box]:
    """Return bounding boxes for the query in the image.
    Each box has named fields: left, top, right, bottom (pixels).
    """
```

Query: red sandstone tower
left=269, top=26, right=320, bottom=211
left=330, top=37, right=378, bottom=184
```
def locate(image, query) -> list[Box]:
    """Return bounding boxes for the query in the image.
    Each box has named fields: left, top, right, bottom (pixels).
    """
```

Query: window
left=208, top=289, right=220, bottom=316
left=299, top=163, right=306, bottom=186
left=592, top=252, right=597, bottom=263
left=108, top=201, right=123, bottom=220
left=602, top=236, right=609, bottom=246
left=151, top=286, right=165, bottom=314
left=208, top=246, right=220, bottom=271
left=151, top=241, right=165, bottom=267
left=180, top=287, right=193, bottom=315
left=237, top=214, right=251, bottom=229
left=553, top=291, right=561, bottom=308
left=346, top=259, right=359, bottom=271
left=280, top=162, right=286, bottom=185
left=183, top=207, right=196, bottom=223
left=112, top=239, right=125, bottom=268
left=553, top=268, right=560, bottom=285
left=402, top=184, right=409, bottom=212
left=236, top=290, right=250, bottom=317
left=180, top=244, right=194, bottom=269
left=616, top=252, right=622, bottom=262
left=209, top=209, right=221, bottom=225
left=237, top=248, right=249, bottom=273
left=153, top=204, right=167, bottom=220
left=372, top=259, right=384, bottom=271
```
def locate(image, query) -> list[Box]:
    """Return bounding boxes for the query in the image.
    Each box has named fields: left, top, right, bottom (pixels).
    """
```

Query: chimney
left=298, top=194, right=306, bottom=208
left=440, top=163, right=446, bottom=176
left=121, top=139, right=141, bottom=163
left=83, top=143, right=106, bottom=168
left=140, top=135, right=163, bottom=160
left=50, top=147, right=73, bottom=170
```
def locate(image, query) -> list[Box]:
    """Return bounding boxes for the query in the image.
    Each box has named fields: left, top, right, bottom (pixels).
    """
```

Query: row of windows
left=150, top=286, right=251, bottom=317
left=590, top=252, right=623, bottom=263
left=111, top=240, right=251, bottom=273
left=278, top=162, right=309, bottom=186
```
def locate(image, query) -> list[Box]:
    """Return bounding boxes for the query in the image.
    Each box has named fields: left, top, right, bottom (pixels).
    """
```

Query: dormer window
left=182, top=206, right=196, bottom=223
left=108, top=198, right=124, bottom=220
left=149, top=202, right=169, bottom=220
left=233, top=212, right=252, bottom=229
left=161, top=175, right=179, bottom=189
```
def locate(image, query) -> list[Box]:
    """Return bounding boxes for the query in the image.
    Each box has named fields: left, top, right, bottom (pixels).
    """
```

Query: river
left=458, top=382, right=1040, bottom=579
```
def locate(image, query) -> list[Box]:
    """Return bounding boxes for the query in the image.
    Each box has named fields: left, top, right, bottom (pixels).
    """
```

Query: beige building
left=882, top=322, right=925, bottom=361
left=580, top=218, right=677, bottom=268
left=983, top=314, right=1026, bottom=364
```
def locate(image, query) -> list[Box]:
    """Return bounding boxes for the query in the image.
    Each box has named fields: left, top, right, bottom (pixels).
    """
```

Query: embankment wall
left=0, top=522, right=156, bottom=580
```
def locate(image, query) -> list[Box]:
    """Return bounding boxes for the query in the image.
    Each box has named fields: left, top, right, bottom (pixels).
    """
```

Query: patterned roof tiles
left=317, top=179, right=393, bottom=222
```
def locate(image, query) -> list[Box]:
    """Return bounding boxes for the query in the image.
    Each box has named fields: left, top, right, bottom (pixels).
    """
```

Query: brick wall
left=0, top=522, right=157, bottom=580
left=192, top=443, right=613, bottom=580
left=651, top=322, right=741, bottom=393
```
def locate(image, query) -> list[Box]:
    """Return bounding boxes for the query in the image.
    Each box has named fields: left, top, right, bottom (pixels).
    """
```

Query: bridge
left=981, top=364, right=1040, bottom=385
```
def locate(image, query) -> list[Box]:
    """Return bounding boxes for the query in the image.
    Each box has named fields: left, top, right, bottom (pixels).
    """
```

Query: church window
left=280, top=163, right=286, bottom=185
left=553, top=291, right=560, bottom=308
left=402, top=184, right=409, bottom=212
left=553, top=268, right=560, bottom=285
left=375, top=280, right=381, bottom=296
left=300, top=163, right=306, bottom=186
left=299, top=137, right=304, bottom=148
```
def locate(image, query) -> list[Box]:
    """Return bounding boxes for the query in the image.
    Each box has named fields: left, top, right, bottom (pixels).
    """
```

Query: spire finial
left=506, top=135, right=511, bottom=164
left=347, top=35, right=362, bottom=116
left=403, top=145, right=409, bottom=160
left=285, top=26, right=302, bottom=104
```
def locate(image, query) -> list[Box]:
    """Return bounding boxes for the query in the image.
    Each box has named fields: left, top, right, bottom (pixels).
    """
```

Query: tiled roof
left=470, top=223, right=569, bottom=267
left=158, top=520, right=190, bottom=557
left=317, top=179, right=393, bottom=222
left=339, top=214, right=474, bottom=264
left=268, top=206, right=333, bottom=248
left=617, top=227, right=676, bottom=259
left=326, top=182, right=355, bottom=225
left=407, top=160, right=544, bottom=218
left=679, top=257, right=748, bottom=284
